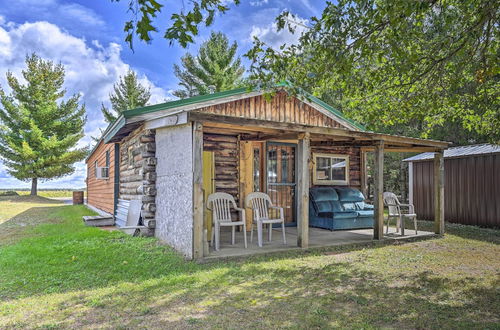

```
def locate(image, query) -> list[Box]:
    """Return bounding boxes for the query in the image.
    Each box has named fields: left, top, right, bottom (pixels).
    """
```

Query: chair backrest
left=383, top=192, right=400, bottom=216
left=245, top=192, right=272, bottom=220
left=207, top=192, right=237, bottom=223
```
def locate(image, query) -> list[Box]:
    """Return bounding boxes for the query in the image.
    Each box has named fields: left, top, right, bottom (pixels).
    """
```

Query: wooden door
left=266, top=142, right=297, bottom=225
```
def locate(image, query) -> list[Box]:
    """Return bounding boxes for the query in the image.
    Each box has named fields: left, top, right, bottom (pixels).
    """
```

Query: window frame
left=312, top=153, right=350, bottom=186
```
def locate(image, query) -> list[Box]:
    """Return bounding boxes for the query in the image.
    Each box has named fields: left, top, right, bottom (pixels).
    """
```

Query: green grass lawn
left=13, top=190, right=77, bottom=198
left=0, top=196, right=499, bottom=329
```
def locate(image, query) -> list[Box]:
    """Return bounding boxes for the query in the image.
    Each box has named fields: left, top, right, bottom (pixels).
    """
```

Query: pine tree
left=173, top=32, right=245, bottom=99
left=101, top=69, right=151, bottom=123
left=0, top=54, right=87, bottom=195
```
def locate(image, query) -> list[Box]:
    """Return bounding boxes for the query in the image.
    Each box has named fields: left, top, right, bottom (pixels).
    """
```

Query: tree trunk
left=30, top=178, right=38, bottom=196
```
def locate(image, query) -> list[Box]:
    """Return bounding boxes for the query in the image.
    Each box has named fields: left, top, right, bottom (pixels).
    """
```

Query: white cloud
left=250, top=0, right=269, bottom=6
left=250, top=14, right=308, bottom=49
left=298, top=0, right=320, bottom=16
left=57, top=3, right=105, bottom=27
left=0, top=0, right=104, bottom=30
left=0, top=20, right=170, bottom=189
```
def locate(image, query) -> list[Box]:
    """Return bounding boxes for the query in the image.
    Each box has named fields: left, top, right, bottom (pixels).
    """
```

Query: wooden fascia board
left=297, top=95, right=361, bottom=131
left=188, top=112, right=450, bottom=149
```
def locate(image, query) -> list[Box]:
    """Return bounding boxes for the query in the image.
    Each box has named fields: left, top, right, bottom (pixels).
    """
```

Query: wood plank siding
left=198, top=91, right=347, bottom=129
left=86, top=140, right=116, bottom=214
left=411, top=153, right=500, bottom=227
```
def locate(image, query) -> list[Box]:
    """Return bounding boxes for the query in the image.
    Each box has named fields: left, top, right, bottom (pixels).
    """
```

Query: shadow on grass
left=1, top=203, right=499, bottom=328
left=412, top=218, right=500, bottom=244
left=6, top=252, right=498, bottom=329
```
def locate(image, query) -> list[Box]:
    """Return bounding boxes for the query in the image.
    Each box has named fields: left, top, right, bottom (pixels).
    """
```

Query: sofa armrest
left=363, top=204, right=374, bottom=210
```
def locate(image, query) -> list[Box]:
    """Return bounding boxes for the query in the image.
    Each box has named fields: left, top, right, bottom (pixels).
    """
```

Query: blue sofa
left=309, top=187, right=374, bottom=230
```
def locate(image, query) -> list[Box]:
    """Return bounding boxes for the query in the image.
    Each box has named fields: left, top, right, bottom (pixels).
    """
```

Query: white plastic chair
left=245, top=192, right=286, bottom=247
left=206, top=192, right=247, bottom=251
left=383, top=192, right=418, bottom=235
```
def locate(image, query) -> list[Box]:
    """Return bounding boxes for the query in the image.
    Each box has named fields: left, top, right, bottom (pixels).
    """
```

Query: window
left=313, top=153, right=349, bottom=185
left=94, top=160, right=98, bottom=177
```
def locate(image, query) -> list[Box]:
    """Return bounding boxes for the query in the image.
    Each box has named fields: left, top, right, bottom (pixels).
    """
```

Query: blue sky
left=0, top=0, right=326, bottom=189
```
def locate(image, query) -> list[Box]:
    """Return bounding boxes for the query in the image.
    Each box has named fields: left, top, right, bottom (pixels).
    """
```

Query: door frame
left=265, top=141, right=298, bottom=226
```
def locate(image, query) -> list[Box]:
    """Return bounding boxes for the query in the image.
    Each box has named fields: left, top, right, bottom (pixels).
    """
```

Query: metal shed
left=404, top=144, right=500, bottom=228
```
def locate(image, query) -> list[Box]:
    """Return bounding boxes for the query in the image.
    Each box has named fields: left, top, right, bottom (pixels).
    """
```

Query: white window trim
left=312, top=153, right=350, bottom=186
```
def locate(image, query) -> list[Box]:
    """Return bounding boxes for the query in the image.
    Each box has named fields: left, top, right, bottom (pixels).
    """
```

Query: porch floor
left=205, top=226, right=436, bottom=260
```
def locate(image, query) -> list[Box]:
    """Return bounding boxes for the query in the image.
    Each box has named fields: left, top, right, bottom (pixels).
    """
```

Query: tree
left=246, top=0, right=500, bottom=143
left=112, top=0, right=240, bottom=48
left=101, top=69, right=151, bottom=123
left=0, top=54, right=87, bottom=195
left=173, top=31, right=245, bottom=98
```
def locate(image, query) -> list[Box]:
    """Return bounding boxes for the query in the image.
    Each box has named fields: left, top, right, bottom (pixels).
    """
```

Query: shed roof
left=403, top=144, right=500, bottom=162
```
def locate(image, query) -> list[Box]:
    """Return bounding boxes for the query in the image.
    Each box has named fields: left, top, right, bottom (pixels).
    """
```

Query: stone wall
left=119, top=126, right=157, bottom=233
left=155, top=124, right=194, bottom=259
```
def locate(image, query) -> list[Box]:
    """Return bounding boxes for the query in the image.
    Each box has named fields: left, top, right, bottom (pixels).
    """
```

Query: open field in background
left=0, top=190, right=83, bottom=198
left=0, top=196, right=499, bottom=329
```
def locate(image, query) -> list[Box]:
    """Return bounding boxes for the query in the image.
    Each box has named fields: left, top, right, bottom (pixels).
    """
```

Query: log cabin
left=87, top=85, right=450, bottom=260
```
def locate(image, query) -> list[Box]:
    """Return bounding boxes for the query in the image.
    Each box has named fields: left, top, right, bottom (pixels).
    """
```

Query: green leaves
left=173, top=32, right=245, bottom=98
left=247, top=0, right=500, bottom=143
left=101, top=69, right=151, bottom=123
left=0, top=54, right=88, bottom=190
left=115, top=0, right=238, bottom=49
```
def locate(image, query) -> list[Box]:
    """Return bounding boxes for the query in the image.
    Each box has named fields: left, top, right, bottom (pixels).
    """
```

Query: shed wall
left=155, top=124, right=194, bottom=258
left=86, top=141, right=115, bottom=214
left=412, top=153, right=500, bottom=227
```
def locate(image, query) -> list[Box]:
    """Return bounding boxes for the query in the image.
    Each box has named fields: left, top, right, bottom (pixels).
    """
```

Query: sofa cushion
left=356, top=202, right=374, bottom=210
left=357, top=210, right=374, bottom=217
left=318, top=211, right=358, bottom=219
left=341, top=202, right=357, bottom=211
left=336, top=187, right=366, bottom=202
left=310, top=187, right=339, bottom=202
left=315, top=200, right=343, bottom=213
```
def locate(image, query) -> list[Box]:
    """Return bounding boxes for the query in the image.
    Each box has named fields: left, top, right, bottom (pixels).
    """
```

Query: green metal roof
left=122, top=87, right=250, bottom=119
left=120, top=84, right=366, bottom=131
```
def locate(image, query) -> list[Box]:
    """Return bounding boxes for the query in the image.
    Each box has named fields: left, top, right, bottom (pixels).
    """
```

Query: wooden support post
left=297, top=132, right=310, bottom=248
left=192, top=122, right=204, bottom=259
left=434, top=150, right=445, bottom=235
left=373, top=141, right=384, bottom=240
left=360, top=149, right=368, bottom=199
left=239, top=141, right=254, bottom=231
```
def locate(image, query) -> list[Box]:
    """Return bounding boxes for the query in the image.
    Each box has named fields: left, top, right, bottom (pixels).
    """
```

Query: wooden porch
left=205, top=226, right=437, bottom=260
left=189, top=110, right=449, bottom=259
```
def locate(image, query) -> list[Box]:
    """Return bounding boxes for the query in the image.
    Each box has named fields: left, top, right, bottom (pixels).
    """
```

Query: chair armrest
left=270, top=206, right=284, bottom=220
left=398, top=204, right=415, bottom=213
left=234, top=207, right=246, bottom=223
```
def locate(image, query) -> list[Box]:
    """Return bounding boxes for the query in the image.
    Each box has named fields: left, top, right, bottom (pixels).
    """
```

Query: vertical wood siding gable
left=198, top=91, right=347, bottom=129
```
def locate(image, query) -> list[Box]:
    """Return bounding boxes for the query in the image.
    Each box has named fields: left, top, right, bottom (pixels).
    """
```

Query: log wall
left=203, top=133, right=240, bottom=203
left=199, top=91, right=348, bottom=129
left=119, top=126, right=157, bottom=231
left=86, top=140, right=115, bottom=214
